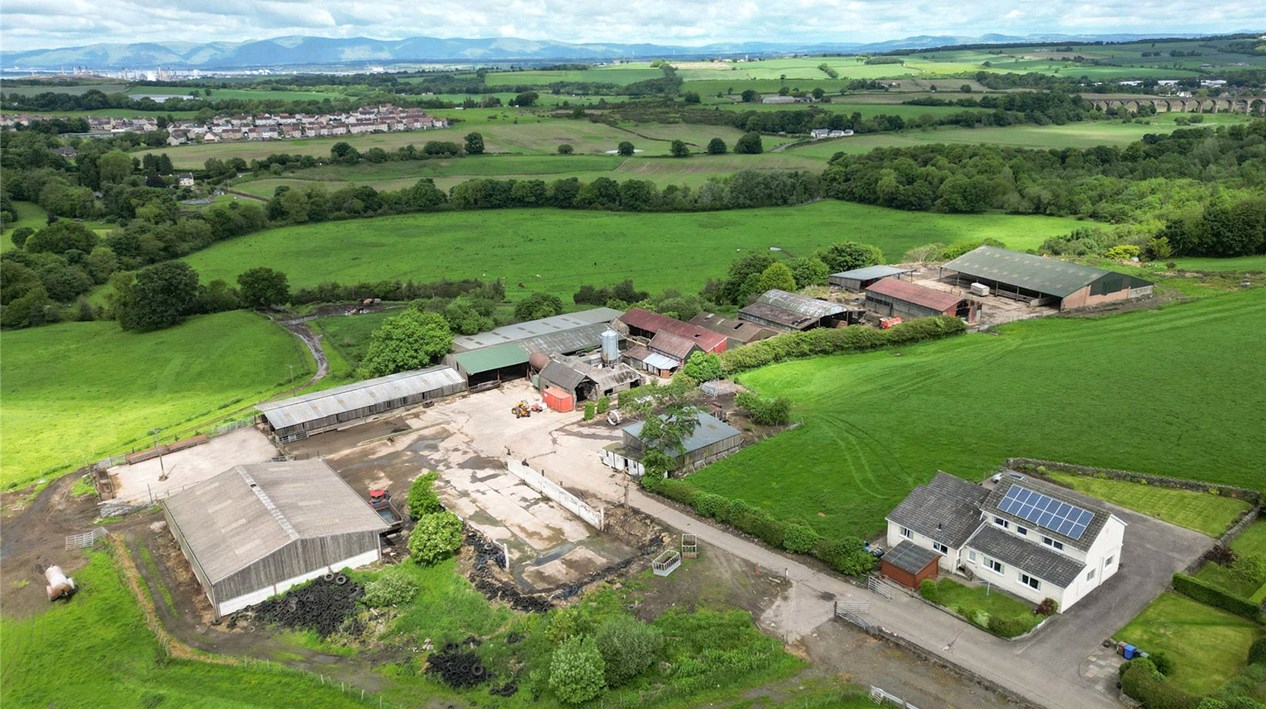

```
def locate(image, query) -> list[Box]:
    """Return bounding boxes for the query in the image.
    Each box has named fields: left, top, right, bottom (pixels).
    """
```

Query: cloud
left=0, top=0, right=1261, bottom=52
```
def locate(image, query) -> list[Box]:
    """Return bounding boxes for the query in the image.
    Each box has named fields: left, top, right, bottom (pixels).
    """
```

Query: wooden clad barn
left=162, top=460, right=388, bottom=618
left=940, top=246, right=1153, bottom=310
left=865, top=278, right=980, bottom=321
left=830, top=265, right=914, bottom=292
left=602, top=410, right=742, bottom=476
left=880, top=541, right=940, bottom=589
left=256, top=366, right=466, bottom=442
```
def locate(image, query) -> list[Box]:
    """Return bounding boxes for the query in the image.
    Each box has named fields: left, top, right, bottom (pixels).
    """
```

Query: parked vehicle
left=368, top=489, right=404, bottom=535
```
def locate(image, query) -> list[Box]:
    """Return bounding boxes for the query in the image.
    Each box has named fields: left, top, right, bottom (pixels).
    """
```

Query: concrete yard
left=107, top=427, right=280, bottom=506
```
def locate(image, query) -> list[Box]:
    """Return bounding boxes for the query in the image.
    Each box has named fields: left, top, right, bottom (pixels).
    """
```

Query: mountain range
left=0, top=33, right=1218, bottom=71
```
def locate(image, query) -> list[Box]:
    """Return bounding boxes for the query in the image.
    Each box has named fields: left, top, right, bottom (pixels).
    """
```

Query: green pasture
left=1042, top=472, right=1250, bottom=537
left=483, top=66, right=665, bottom=86
left=709, top=101, right=992, bottom=119
left=1117, top=591, right=1265, bottom=696
left=690, top=289, right=1266, bottom=539
left=1, top=83, right=130, bottom=96
left=0, top=552, right=373, bottom=708
left=179, top=202, right=1092, bottom=300
left=0, top=311, right=313, bottom=487
left=3, top=201, right=48, bottom=252
left=126, top=85, right=347, bottom=102
left=1173, top=255, right=1266, bottom=272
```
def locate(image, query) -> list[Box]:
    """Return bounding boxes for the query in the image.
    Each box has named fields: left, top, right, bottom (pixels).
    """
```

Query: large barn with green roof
left=940, top=246, right=1153, bottom=311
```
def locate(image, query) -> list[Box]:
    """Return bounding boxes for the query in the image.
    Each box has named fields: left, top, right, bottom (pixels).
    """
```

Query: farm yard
left=690, top=289, right=1266, bottom=540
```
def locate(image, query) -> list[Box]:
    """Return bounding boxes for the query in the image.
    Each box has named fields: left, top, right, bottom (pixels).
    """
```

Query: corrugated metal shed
left=618, top=308, right=727, bottom=353
left=540, top=359, right=588, bottom=391
left=450, top=343, right=530, bottom=375
left=831, top=265, right=913, bottom=282
left=518, top=322, right=614, bottom=357
left=256, top=366, right=465, bottom=433
left=623, top=344, right=652, bottom=362
left=884, top=541, right=941, bottom=575
left=739, top=301, right=817, bottom=329
left=649, top=331, right=699, bottom=361
left=625, top=411, right=741, bottom=457
left=163, top=460, right=388, bottom=586
left=643, top=353, right=680, bottom=370
left=865, top=278, right=965, bottom=312
left=942, top=246, right=1149, bottom=298
left=688, top=312, right=776, bottom=345
left=450, top=308, right=622, bottom=352
left=756, top=290, right=849, bottom=319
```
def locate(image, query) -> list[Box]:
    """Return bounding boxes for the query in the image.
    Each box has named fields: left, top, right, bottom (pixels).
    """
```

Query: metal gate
left=833, top=600, right=875, bottom=633
left=870, top=686, right=919, bottom=709
left=65, top=527, right=109, bottom=550
left=868, top=575, right=895, bottom=599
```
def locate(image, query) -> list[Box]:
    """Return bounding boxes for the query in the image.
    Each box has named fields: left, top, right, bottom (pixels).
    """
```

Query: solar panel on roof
left=998, top=485, right=1093, bottom=540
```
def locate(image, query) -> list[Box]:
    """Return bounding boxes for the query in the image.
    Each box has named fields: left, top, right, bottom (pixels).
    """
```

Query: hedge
left=1172, top=573, right=1265, bottom=624
left=1120, top=662, right=1201, bottom=709
left=1249, top=636, right=1266, bottom=666
left=718, top=315, right=966, bottom=375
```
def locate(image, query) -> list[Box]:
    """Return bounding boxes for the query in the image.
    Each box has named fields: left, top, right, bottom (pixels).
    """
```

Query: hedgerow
left=718, top=316, right=965, bottom=375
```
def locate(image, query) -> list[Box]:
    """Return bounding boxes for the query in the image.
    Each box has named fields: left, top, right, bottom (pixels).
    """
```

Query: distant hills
left=0, top=32, right=1236, bottom=71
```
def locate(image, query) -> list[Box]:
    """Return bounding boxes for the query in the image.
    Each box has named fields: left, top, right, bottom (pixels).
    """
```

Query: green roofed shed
left=940, top=246, right=1153, bottom=310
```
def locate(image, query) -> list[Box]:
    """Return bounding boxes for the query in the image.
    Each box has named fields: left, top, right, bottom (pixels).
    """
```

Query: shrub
left=683, top=351, right=723, bottom=382
left=596, top=396, right=610, bottom=414
left=1249, top=636, right=1266, bottom=666
left=1204, top=545, right=1238, bottom=567
left=1230, top=554, right=1266, bottom=587
left=408, top=511, right=463, bottom=565
left=782, top=523, right=820, bottom=554
left=694, top=492, right=729, bottom=519
left=362, top=568, right=420, bottom=608
left=549, top=636, right=606, bottom=704
left=594, top=616, right=664, bottom=687
left=406, top=471, right=443, bottom=519
left=1035, top=598, right=1059, bottom=616
left=583, top=401, right=596, bottom=420
left=1172, top=573, right=1264, bottom=623
left=1150, top=650, right=1175, bottom=677
left=736, top=391, right=792, bottom=425
left=748, top=513, right=787, bottom=549
left=987, top=614, right=1032, bottom=638
left=1121, top=662, right=1199, bottom=709
left=919, top=579, right=940, bottom=603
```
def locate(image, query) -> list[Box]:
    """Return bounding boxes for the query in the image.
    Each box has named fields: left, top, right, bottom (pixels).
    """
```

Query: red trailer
left=542, top=386, right=575, bottom=413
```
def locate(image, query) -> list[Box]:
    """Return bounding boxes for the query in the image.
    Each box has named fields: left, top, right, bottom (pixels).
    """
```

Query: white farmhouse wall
left=962, top=546, right=1069, bottom=609
left=885, top=520, right=959, bottom=572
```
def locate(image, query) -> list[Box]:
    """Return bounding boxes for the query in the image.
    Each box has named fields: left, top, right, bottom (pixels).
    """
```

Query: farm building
left=538, top=355, right=642, bottom=401
left=256, top=366, right=467, bottom=442
left=865, top=278, right=979, bottom=322
left=739, top=290, right=863, bottom=332
left=162, top=460, right=388, bottom=618
left=450, top=307, right=623, bottom=353
left=940, top=246, right=1154, bottom=310
left=886, top=472, right=1125, bottom=611
left=445, top=343, right=532, bottom=387
left=602, top=410, right=742, bottom=476
left=617, top=308, right=727, bottom=353
left=880, top=542, right=940, bottom=590
left=688, top=312, right=776, bottom=348
left=830, top=265, right=914, bottom=292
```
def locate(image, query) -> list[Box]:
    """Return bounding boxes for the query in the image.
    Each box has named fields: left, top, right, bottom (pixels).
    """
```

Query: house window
left=932, top=541, right=948, bottom=554
left=986, top=558, right=1004, bottom=574
left=1042, top=536, right=1065, bottom=551
left=1016, top=526, right=1028, bottom=536
left=968, top=550, right=977, bottom=562
left=994, top=517, right=1009, bottom=529
left=1104, top=556, right=1115, bottom=568
left=1087, top=569, right=1096, bottom=581
left=900, top=526, right=913, bottom=540
left=1020, top=573, right=1041, bottom=590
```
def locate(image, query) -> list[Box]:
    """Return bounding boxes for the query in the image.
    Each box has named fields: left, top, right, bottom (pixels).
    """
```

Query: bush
left=718, top=316, right=966, bottom=375
left=596, top=396, right=610, bottom=414
left=406, top=471, right=443, bottom=519
left=919, top=579, right=940, bottom=603
left=583, top=401, right=596, bottom=420
left=683, top=351, right=723, bottom=383
left=1249, top=636, right=1266, bottom=666
left=1121, top=662, right=1200, bottom=709
left=782, top=523, right=820, bottom=554
left=1172, top=573, right=1264, bottom=623
left=594, top=616, right=664, bottom=687
left=1035, top=598, right=1059, bottom=616
left=549, top=636, right=606, bottom=704
left=1204, top=545, right=1238, bottom=567
left=362, top=568, right=420, bottom=608
left=408, top=511, right=463, bottom=565
left=1150, top=650, right=1175, bottom=677
left=735, top=391, right=792, bottom=425
left=987, top=614, right=1033, bottom=638
left=694, top=492, right=729, bottom=519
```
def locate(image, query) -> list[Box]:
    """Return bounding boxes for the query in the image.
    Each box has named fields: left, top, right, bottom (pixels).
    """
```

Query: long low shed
left=940, top=246, right=1153, bottom=310
left=163, top=460, right=388, bottom=617
left=830, top=265, right=914, bottom=292
left=257, top=365, right=466, bottom=441
left=865, top=278, right=979, bottom=321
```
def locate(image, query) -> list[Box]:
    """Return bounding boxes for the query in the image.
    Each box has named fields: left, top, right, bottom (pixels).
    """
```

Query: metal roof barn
left=688, top=312, right=776, bottom=347
left=617, top=308, right=728, bottom=353
left=830, top=265, right=914, bottom=292
left=940, top=246, right=1153, bottom=309
left=450, top=308, right=622, bottom=352
left=257, top=365, right=466, bottom=441
left=162, top=460, right=388, bottom=617
left=740, top=290, right=861, bottom=331
left=865, top=278, right=979, bottom=321
left=756, top=290, right=850, bottom=320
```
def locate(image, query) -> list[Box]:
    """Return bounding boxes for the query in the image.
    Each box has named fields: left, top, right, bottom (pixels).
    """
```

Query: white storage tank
left=600, top=329, right=620, bottom=365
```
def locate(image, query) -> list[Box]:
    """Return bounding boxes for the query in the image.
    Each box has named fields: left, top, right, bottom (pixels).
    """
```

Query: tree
left=330, top=142, right=360, bottom=164
left=9, top=227, right=35, bottom=249
left=754, top=262, right=795, bottom=295
left=407, top=511, right=463, bottom=565
left=734, top=132, right=763, bottom=154
left=406, top=471, right=443, bottom=519
left=815, top=242, right=884, bottom=273
left=464, top=132, right=485, bottom=155
left=24, top=221, right=98, bottom=256
left=669, top=139, right=689, bottom=158
left=443, top=297, right=495, bottom=335
left=97, top=150, right=133, bottom=186
left=740, top=89, right=758, bottom=103
left=721, top=251, right=775, bottom=304
left=557, top=143, right=574, bottom=155
left=595, top=617, right=663, bottom=687
left=706, top=137, right=727, bottom=155
left=236, top=267, right=289, bottom=308
left=616, top=141, right=635, bottom=157
left=787, top=256, right=829, bottom=287
left=115, top=260, right=201, bottom=332
left=513, top=91, right=540, bottom=107
left=550, top=636, right=606, bottom=704
left=360, top=309, right=453, bottom=377
left=637, top=404, right=701, bottom=465
left=514, top=292, right=564, bottom=321
left=683, top=351, right=722, bottom=383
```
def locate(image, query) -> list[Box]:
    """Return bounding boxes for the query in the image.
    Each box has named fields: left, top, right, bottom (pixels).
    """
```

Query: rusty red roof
left=865, top=278, right=965, bottom=313
left=619, top=308, right=726, bottom=352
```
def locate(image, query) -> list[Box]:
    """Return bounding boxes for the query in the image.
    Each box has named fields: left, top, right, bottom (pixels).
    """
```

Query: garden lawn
left=0, top=311, right=313, bottom=487
left=920, top=578, right=1041, bottom=637
left=1197, top=522, right=1266, bottom=602
left=1042, top=472, right=1251, bottom=537
left=180, top=202, right=1091, bottom=303
left=1117, top=591, right=1265, bottom=696
left=689, top=289, right=1266, bottom=539
left=0, top=552, right=370, bottom=708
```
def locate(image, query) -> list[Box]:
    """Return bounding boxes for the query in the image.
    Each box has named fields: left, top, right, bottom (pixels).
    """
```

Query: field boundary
left=1007, top=458, right=1261, bottom=504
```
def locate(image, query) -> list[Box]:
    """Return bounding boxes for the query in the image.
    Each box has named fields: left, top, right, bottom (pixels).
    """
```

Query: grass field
left=0, top=311, right=313, bottom=487
left=0, top=552, right=371, bottom=708
left=1042, top=472, right=1251, bottom=537
left=690, top=289, right=1266, bottom=539
left=1173, top=255, right=1266, bottom=272
left=179, top=202, right=1092, bottom=300
left=2, top=201, right=48, bottom=252
left=1117, top=591, right=1265, bottom=696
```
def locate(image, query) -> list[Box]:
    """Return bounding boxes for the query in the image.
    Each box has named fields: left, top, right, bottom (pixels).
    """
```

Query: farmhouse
left=688, top=312, right=776, bottom=348
left=739, top=289, right=862, bottom=332
left=829, top=265, right=914, bottom=292
left=865, top=278, right=979, bottom=321
left=886, top=472, right=1125, bottom=610
left=256, top=365, right=466, bottom=442
left=602, top=410, right=742, bottom=476
left=940, top=246, right=1154, bottom=311
left=162, top=460, right=388, bottom=617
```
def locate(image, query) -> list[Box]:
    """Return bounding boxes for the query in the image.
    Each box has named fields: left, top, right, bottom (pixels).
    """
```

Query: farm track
left=276, top=316, right=329, bottom=388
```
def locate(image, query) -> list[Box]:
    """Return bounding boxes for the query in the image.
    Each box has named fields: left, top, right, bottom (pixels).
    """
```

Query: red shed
left=542, top=386, right=575, bottom=413
left=880, top=541, right=940, bottom=590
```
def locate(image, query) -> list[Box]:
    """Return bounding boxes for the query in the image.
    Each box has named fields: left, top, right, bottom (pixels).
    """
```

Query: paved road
left=628, top=489, right=1209, bottom=709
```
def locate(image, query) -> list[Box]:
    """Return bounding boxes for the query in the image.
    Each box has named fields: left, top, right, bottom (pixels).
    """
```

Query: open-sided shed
left=940, top=246, right=1153, bottom=310
left=865, top=278, right=979, bottom=322
left=830, top=265, right=914, bottom=292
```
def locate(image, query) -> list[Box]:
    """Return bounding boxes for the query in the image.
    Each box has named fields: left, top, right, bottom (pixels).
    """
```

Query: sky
left=0, top=0, right=1262, bottom=52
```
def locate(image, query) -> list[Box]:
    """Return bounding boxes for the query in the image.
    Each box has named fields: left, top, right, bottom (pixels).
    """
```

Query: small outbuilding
left=602, top=410, right=742, bottom=476
left=880, top=541, right=940, bottom=589
left=163, top=460, right=388, bottom=618
left=865, top=278, right=979, bottom=322
left=830, top=265, right=914, bottom=292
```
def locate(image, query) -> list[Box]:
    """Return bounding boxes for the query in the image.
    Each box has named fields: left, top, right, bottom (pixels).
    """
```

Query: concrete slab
left=109, top=427, right=279, bottom=505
